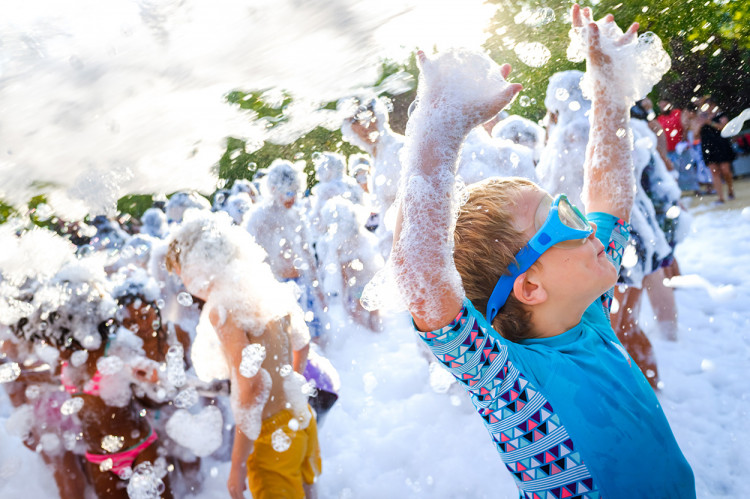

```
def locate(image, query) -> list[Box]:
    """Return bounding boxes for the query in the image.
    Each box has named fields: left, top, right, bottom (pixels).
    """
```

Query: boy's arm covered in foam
left=391, top=50, right=521, bottom=331
left=576, top=5, right=640, bottom=221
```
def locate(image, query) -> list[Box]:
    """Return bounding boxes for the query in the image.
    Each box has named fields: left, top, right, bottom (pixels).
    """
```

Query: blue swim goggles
left=486, top=194, right=593, bottom=324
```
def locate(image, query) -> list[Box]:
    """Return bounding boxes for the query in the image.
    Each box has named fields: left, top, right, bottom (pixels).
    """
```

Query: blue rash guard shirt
left=415, top=212, right=695, bottom=499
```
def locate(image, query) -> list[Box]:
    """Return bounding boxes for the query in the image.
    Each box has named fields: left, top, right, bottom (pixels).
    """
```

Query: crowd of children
left=0, top=4, right=710, bottom=497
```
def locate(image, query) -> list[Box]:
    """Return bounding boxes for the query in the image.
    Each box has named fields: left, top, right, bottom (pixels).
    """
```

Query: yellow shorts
left=246, top=406, right=321, bottom=499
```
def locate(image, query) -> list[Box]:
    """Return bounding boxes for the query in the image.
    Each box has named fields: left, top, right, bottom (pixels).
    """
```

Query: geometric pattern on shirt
left=417, top=308, right=601, bottom=499
left=600, top=217, right=632, bottom=319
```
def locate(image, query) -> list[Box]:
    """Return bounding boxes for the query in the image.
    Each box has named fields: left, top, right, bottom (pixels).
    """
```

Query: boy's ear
left=512, top=272, right=548, bottom=306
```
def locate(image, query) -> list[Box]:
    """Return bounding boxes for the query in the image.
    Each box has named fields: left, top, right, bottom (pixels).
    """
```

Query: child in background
left=390, top=5, right=694, bottom=498
left=166, top=212, right=320, bottom=499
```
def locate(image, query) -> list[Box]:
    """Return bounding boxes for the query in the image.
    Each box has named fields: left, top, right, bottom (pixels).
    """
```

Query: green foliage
left=117, top=194, right=155, bottom=220
left=0, top=199, right=16, bottom=225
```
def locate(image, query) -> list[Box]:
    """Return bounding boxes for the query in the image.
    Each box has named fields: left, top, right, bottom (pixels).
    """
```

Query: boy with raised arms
left=391, top=5, right=694, bottom=498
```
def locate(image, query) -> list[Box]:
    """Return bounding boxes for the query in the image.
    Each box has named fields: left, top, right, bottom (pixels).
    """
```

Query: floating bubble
left=61, top=397, right=85, bottom=415
left=176, top=292, right=193, bottom=307
left=555, top=88, right=570, bottom=101
left=118, top=466, right=133, bottom=480
left=25, top=385, right=41, bottom=400
left=525, top=7, right=555, bottom=27
left=568, top=101, right=581, bottom=111
left=287, top=418, right=300, bottom=432
left=514, top=42, right=551, bottom=68
left=101, top=434, right=125, bottom=453
left=166, top=344, right=186, bottom=387
left=615, top=128, right=627, bottom=138
left=666, top=205, right=681, bottom=219
left=0, top=362, right=21, bottom=383
left=173, top=387, right=199, bottom=409
left=127, top=462, right=166, bottom=499
left=279, top=364, right=293, bottom=377
left=99, top=458, right=114, bottom=472
left=350, top=259, right=364, bottom=271
left=519, top=95, right=532, bottom=107
left=271, top=428, right=292, bottom=452
left=621, top=244, right=638, bottom=269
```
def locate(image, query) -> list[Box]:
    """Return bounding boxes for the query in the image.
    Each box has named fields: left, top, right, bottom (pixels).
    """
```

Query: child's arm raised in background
left=576, top=4, right=640, bottom=221
left=391, top=50, right=522, bottom=331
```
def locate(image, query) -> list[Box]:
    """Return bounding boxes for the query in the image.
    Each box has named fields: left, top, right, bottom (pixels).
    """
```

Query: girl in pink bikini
left=11, top=262, right=173, bottom=498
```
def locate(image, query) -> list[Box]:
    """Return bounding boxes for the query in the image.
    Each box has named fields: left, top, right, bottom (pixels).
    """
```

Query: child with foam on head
left=165, top=211, right=320, bottom=499
left=391, top=5, right=694, bottom=497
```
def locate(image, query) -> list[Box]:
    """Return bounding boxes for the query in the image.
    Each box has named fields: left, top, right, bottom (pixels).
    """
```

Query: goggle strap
left=486, top=246, right=541, bottom=324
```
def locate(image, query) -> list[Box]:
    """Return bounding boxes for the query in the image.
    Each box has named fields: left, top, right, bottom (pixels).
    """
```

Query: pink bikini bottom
left=85, top=427, right=158, bottom=476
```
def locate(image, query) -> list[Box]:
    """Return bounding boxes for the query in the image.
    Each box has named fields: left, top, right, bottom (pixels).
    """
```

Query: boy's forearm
left=231, top=427, right=254, bottom=465
left=392, top=128, right=466, bottom=331
left=583, top=96, right=634, bottom=220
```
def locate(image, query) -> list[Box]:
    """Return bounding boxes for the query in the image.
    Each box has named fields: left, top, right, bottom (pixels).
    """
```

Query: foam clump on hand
left=410, top=48, right=511, bottom=141
left=568, top=18, right=670, bottom=107
left=387, top=48, right=515, bottom=324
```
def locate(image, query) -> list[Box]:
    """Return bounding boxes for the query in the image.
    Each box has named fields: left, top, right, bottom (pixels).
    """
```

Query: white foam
left=0, top=363, right=21, bottom=384
left=233, top=367, right=272, bottom=440
left=127, top=461, right=166, bottom=499
left=239, top=344, right=267, bottom=378
left=271, top=427, right=292, bottom=452
left=568, top=18, right=671, bottom=108
left=165, top=405, right=224, bottom=457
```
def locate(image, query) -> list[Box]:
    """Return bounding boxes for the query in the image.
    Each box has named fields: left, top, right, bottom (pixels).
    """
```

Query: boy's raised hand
left=414, top=49, right=522, bottom=135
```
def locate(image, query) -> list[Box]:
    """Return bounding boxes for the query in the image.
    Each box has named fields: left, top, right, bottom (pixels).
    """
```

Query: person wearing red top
left=657, top=100, right=683, bottom=154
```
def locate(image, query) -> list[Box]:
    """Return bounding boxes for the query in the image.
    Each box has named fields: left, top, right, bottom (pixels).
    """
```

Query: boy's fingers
left=616, top=22, right=639, bottom=46
left=588, top=22, right=600, bottom=50
left=603, top=13, right=614, bottom=23
left=583, top=7, right=592, bottom=21
left=416, top=50, right=427, bottom=68
left=571, top=4, right=582, bottom=28
left=500, top=63, right=512, bottom=79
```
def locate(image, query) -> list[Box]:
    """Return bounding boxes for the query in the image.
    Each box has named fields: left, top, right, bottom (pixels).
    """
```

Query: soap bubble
left=514, top=42, right=551, bottom=68
left=0, top=363, right=21, bottom=383
left=666, top=205, right=681, bottom=219
left=173, top=387, right=199, bottom=409
left=127, top=462, right=166, bottom=499
left=25, top=385, right=41, bottom=400
left=176, top=292, right=193, bottom=307
left=60, top=397, right=85, bottom=415
left=101, top=434, right=125, bottom=453
left=271, top=428, right=292, bottom=452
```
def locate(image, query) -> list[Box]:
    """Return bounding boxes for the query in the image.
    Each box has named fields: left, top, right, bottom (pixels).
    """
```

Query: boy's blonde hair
left=453, top=177, right=539, bottom=342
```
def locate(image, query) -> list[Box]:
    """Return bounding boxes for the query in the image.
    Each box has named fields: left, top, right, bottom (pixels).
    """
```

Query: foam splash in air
left=567, top=16, right=671, bottom=107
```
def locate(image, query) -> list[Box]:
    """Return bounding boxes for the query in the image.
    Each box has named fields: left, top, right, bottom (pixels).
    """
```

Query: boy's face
left=514, top=188, right=617, bottom=306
